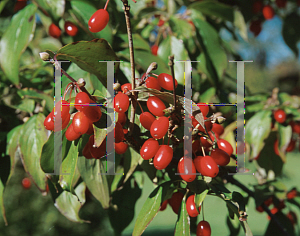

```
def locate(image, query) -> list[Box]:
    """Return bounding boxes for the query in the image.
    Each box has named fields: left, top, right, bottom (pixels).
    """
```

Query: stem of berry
left=168, top=55, right=176, bottom=109
left=122, top=0, right=137, bottom=135
left=202, top=201, right=205, bottom=221
left=104, top=0, right=110, bottom=11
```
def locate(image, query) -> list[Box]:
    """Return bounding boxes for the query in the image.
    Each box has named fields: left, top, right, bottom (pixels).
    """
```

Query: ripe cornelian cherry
left=147, top=96, right=166, bottom=117
left=211, top=123, right=224, bottom=136
left=160, top=199, right=168, bottom=211
left=54, top=100, right=70, bottom=120
left=263, top=5, right=275, bottom=20
left=83, top=100, right=102, bottom=123
left=115, top=122, right=124, bottom=143
left=151, top=45, right=159, bottom=56
left=49, top=23, right=61, bottom=38
left=273, top=139, right=280, bottom=155
left=196, top=220, right=211, bottom=236
left=73, top=112, right=90, bottom=135
left=197, top=103, right=209, bottom=117
left=286, top=139, right=296, bottom=152
left=118, top=112, right=127, bottom=127
left=276, top=0, right=287, bottom=8
left=274, top=109, right=286, bottom=123
left=145, top=76, right=161, bottom=90
left=44, top=111, right=54, bottom=131
left=210, top=148, right=230, bottom=166
left=88, top=135, right=106, bottom=159
left=200, top=132, right=219, bottom=148
left=64, top=21, right=78, bottom=36
left=287, top=211, right=297, bottom=225
left=290, top=121, right=300, bottom=134
left=169, top=192, right=184, bottom=214
left=140, top=112, right=156, bottom=130
left=249, top=20, right=262, bottom=37
left=252, top=0, right=263, bottom=13
left=88, top=9, right=109, bottom=33
left=192, top=116, right=212, bottom=133
left=22, top=177, right=31, bottom=189
left=186, top=195, right=201, bottom=218
left=150, top=116, right=169, bottom=139
left=115, top=142, right=128, bottom=154
left=114, top=92, right=130, bottom=113
left=153, top=145, right=173, bottom=170
left=86, top=120, right=94, bottom=135
left=62, top=113, right=70, bottom=130
left=14, top=1, right=27, bottom=12
left=157, top=19, right=165, bottom=27
left=121, top=83, right=132, bottom=93
left=178, top=157, right=197, bottom=182
left=140, top=138, right=159, bottom=160
left=194, top=155, right=219, bottom=178
left=75, top=92, right=90, bottom=111
left=287, top=189, right=297, bottom=200
left=65, top=123, right=81, bottom=141
left=157, top=73, right=178, bottom=91
left=217, top=139, right=233, bottom=156
left=192, top=139, right=200, bottom=153
left=82, top=142, right=93, bottom=159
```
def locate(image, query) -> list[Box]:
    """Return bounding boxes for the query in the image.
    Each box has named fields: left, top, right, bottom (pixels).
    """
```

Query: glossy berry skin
left=22, top=178, right=31, bottom=189
left=160, top=199, right=168, bottom=211
left=75, top=92, right=90, bottom=111
left=249, top=20, right=262, bottom=37
left=217, top=139, right=234, bottom=156
left=150, top=116, right=169, bottom=139
left=194, top=155, right=219, bottom=178
left=115, top=122, right=124, bottom=143
left=287, top=189, right=297, bottom=200
left=178, top=157, right=196, bottom=182
left=197, top=103, right=209, bottom=117
left=157, top=73, right=178, bottom=91
left=83, top=100, right=102, bottom=123
left=210, top=148, right=230, bottom=166
left=252, top=0, right=263, bottom=13
left=64, top=21, right=78, bottom=36
left=44, top=111, right=54, bottom=131
left=82, top=143, right=93, bottom=159
left=88, top=135, right=106, bottom=159
left=263, top=5, right=275, bottom=20
left=290, top=121, right=300, bottom=134
left=73, top=112, right=90, bottom=135
left=65, top=123, right=81, bottom=141
left=169, top=192, right=184, bottom=214
left=115, top=142, right=128, bottom=154
left=121, top=83, right=132, bottom=93
left=211, top=123, right=224, bottom=136
left=196, top=220, right=211, bottom=236
left=86, top=120, right=94, bottom=135
left=186, top=195, right=201, bottom=218
left=274, top=109, right=286, bottom=123
left=118, top=112, right=127, bottom=127
left=276, top=0, right=287, bottom=8
left=88, top=9, right=109, bottom=33
left=114, top=92, right=130, bottom=113
left=54, top=100, right=70, bottom=120
left=145, top=77, right=161, bottom=90
left=140, top=138, right=159, bottom=160
left=153, top=145, right=173, bottom=170
left=192, top=116, right=212, bottom=133
left=151, top=45, right=159, bottom=56
left=140, top=112, right=156, bottom=130
left=200, top=132, right=219, bottom=148
left=49, top=23, right=61, bottom=38
left=147, top=96, right=166, bottom=117
left=62, top=113, right=70, bottom=130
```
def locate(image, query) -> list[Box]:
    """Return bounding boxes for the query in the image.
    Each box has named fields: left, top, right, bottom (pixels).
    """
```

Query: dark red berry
left=274, top=109, right=286, bottom=123
left=140, top=112, right=156, bottom=130
left=22, top=177, right=31, bottom=189
left=194, top=155, right=219, bottom=178
left=153, top=145, right=173, bottom=170
left=211, top=123, right=224, bottom=136
left=145, top=76, right=161, bottom=90
left=65, top=123, right=81, bottom=141
left=115, top=142, right=128, bottom=154
left=14, top=1, right=27, bottom=12
left=157, top=19, right=164, bottom=27
left=217, top=139, right=233, bottom=156
left=86, top=120, right=94, bottom=135
left=140, top=138, right=159, bottom=160
left=114, top=92, right=130, bottom=113
left=186, top=195, right=201, bottom=218
left=49, top=23, right=61, bottom=38
left=249, top=19, right=262, bottom=36
left=160, top=199, right=168, bottom=211
left=44, top=111, right=54, bottom=131
left=121, top=83, right=132, bottom=93
left=88, top=9, right=109, bottom=33
left=252, top=0, right=263, bottom=13
left=169, top=192, right=184, bottom=214
left=54, top=100, right=70, bottom=120
left=150, top=116, right=169, bottom=139
left=196, top=220, right=211, bottom=236
left=178, top=157, right=196, bottom=182
left=263, top=5, right=275, bottom=20
left=115, top=122, right=124, bottom=143
left=75, top=92, right=90, bottom=111
left=157, top=73, right=178, bottom=91
left=151, top=45, right=159, bottom=55
left=276, top=0, right=287, bottom=8
left=64, top=21, right=78, bottom=36
left=197, top=103, right=209, bottom=117
left=82, top=142, right=93, bottom=159
left=192, top=116, right=212, bottom=133
left=147, top=96, right=166, bottom=117
left=210, top=148, right=230, bottom=166
left=73, top=112, right=90, bottom=135
left=62, top=113, right=70, bottom=130
left=83, top=100, right=102, bottom=123
left=286, top=139, right=296, bottom=152
left=200, top=132, right=219, bottom=148
left=117, top=112, right=127, bottom=127
left=290, top=121, right=300, bottom=134
left=88, top=135, right=106, bottom=159
left=287, top=211, right=297, bottom=225
left=287, top=189, right=297, bottom=199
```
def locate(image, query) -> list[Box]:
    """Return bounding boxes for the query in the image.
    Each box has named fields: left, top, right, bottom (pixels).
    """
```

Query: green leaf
left=59, top=142, right=80, bottom=194
left=245, top=110, right=272, bottom=159
left=119, top=33, right=150, bottom=51
left=234, top=10, right=248, bottom=41
left=174, top=194, right=190, bottom=236
left=19, top=114, right=48, bottom=191
left=169, top=17, right=194, bottom=44
left=226, top=215, right=241, bottom=236
left=277, top=123, right=292, bottom=163
left=132, top=181, right=173, bottom=236
left=77, top=158, right=110, bottom=209
left=241, top=221, right=253, bottom=236
left=34, top=0, right=64, bottom=22
left=0, top=180, right=7, bottom=225
left=124, top=147, right=142, bottom=183
left=55, top=182, right=90, bottom=223
left=52, top=39, right=119, bottom=86
left=282, top=13, right=300, bottom=56
left=195, top=189, right=208, bottom=209
left=0, top=4, right=37, bottom=85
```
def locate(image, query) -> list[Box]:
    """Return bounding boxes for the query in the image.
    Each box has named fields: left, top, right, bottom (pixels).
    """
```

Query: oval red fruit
left=114, top=92, right=130, bottom=113
left=153, top=145, right=173, bottom=170
left=186, top=195, right=201, bottom=218
left=140, top=112, right=156, bottom=130
left=147, top=96, right=166, bottom=117
left=115, top=142, right=128, bottom=154
left=64, top=21, right=78, bottom=36
left=49, top=23, right=61, bottom=38
left=140, top=138, right=159, bottom=160
left=194, top=155, right=219, bottom=178
left=150, top=116, right=169, bottom=139
left=217, top=139, right=234, bottom=156
left=210, top=148, right=230, bottom=166
left=145, top=76, right=161, bottom=90
left=65, top=123, right=81, bottom=141
left=178, top=157, right=197, bottom=182
left=196, top=220, right=211, bottom=236
left=88, top=9, right=109, bottom=33
left=73, top=112, right=90, bottom=135
left=169, top=192, right=184, bottom=214
left=274, top=109, right=286, bottom=123
left=157, top=73, right=178, bottom=91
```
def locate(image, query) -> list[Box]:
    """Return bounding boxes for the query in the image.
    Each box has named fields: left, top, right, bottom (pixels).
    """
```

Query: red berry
left=276, top=0, right=287, bottom=8
left=263, top=5, right=275, bottom=20
left=65, top=123, right=81, bottom=141
left=140, top=138, right=159, bottom=160
left=290, top=121, right=300, bottom=134
left=287, top=189, right=297, bottom=199
left=49, top=23, right=61, bottom=38
left=192, top=116, right=212, bottom=133
left=22, top=177, right=31, bottom=189
left=140, top=112, right=156, bottom=130
left=150, top=116, right=169, bottom=139
left=197, top=103, right=209, bottom=117
left=252, top=0, right=263, bottom=13
left=75, top=92, right=90, bottom=111
left=249, top=20, right=262, bottom=37
left=178, top=157, right=197, bottom=182
left=64, top=21, right=78, bottom=36
left=160, top=199, right=168, bottom=211
left=115, top=122, right=124, bottom=143
left=217, top=139, right=234, bottom=156
left=211, top=123, right=224, bottom=136
left=54, top=100, right=70, bottom=120
left=194, top=155, right=219, bottom=178
left=62, top=113, right=70, bottom=130
left=256, top=205, right=264, bottom=213
left=73, top=112, right=90, bottom=135
left=86, top=120, right=94, bottom=135
left=157, top=73, right=178, bottom=91
left=82, top=142, right=93, bottom=159
left=210, top=148, right=230, bottom=166
left=196, top=220, right=211, bottom=236
left=286, top=139, right=296, bottom=152
left=82, top=100, right=102, bottom=123
left=274, top=139, right=280, bottom=155
left=115, top=142, right=128, bottom=154
left=169, top=192, right=184, bottom=214
left=200, top=132, right=219, bottom=148
left=192, top=139, right=200, bottom=153
left=186, top=195, right=201, bottom=218
left=274, top=109, right=286, bottom=123
left=44, top=111, right=54, bottom=131
left=114, top=92, right=130, bottom=113
left=264, top=197, right=273, bottom=206
left=88, top=135, right=106, bottom=159
left=14, top=1, right=27, bottom=12
left=147, top=96, right=166, bottom=117
left=157, top=19, right=165, bottom=27
left=153, top=145, right=173, bottom=170
left=145, top=76, right=161, bottom=90
left=88, top=9, right=109, bottom=33
left=151, top=45, right=159, bottom=56
left=287, top=211, right=297, bottom=225
left=121, top=83, right=132, bottom=93
left=267, top=208, right=278, bottom=220
left=118, top=112, right=127, bottom=127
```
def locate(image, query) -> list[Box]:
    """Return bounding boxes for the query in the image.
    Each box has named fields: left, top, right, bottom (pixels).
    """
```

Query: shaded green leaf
left=195, top=189, right=208, bottom=209
left=277, top=123, right=292, bottom=163
left=174, top=194, right=190, bottom=236
left=34, top=0, right=64, bottom=22
left=124, top=147, right=142, bottom=183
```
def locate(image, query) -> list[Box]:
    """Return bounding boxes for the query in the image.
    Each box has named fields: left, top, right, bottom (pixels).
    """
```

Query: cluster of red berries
left=49, top=22, right=78, bottom=38
left=160, top=192, right=211, bottom=236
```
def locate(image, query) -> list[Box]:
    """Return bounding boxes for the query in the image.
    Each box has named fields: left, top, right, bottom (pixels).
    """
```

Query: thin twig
left=168, top=55, right=176, bottom=109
